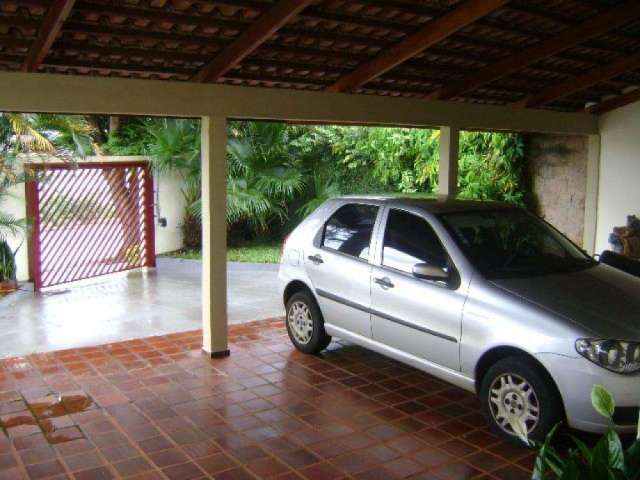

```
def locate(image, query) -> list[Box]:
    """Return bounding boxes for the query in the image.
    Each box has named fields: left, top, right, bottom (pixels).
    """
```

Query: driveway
left=0, top=258, right=283, bottom=358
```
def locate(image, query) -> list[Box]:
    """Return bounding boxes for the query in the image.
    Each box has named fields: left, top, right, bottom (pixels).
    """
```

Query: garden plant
left=106, top=118, right=526, bottom=254
left=0, top=113, right=529, bottom=263
left=522, top=385, right=640, bottom=479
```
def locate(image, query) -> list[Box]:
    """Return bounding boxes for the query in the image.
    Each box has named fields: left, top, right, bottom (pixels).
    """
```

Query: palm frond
left=0, top=213, right=25, bottom=241
left=146, top=118, right=201, bottom=175
left=4, top=113, right=55, bottom=153
left=255, top=166, right=305, bottom=198
left=297, top=173, right=341, bottom=217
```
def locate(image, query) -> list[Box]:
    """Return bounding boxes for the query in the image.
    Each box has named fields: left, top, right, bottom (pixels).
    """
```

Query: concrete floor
left=0, top=258, right=283, bottom=358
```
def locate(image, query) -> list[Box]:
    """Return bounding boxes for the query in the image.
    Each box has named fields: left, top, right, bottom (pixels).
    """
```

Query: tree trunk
left=109, top=116, right=120, bottom=136
left=86, top=115, right=107, bottom=145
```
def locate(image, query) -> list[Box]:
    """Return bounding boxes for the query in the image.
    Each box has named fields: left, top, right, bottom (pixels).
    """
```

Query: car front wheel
left=285, top=291, right=331, bottom=354
left=480, top=356, right=563, bottom=444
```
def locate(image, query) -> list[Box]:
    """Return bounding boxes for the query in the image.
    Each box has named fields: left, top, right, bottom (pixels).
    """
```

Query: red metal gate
left=26, top=161, right=156, bottom=290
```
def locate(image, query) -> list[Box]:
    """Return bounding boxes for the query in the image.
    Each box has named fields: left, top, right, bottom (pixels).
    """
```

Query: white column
left=438, top=126, right=460, bottom=197
left=201, top=116, right=229, bottom=357
left=582, top=134, right=601, bottom=255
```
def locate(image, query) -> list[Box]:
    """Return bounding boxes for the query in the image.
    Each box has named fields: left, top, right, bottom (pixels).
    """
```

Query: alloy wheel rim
left=488, top=373, right=540, bottom=437
left=287, top=301, right=313, bottom=344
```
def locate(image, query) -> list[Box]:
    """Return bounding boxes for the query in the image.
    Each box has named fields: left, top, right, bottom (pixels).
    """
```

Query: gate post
left=143, top=164, right=156, bottom=267
left=25, top=172, right=42, bottom=291
left=438, top=125, right=460, bottom=198
left=201, top=116, right=229, bottom=358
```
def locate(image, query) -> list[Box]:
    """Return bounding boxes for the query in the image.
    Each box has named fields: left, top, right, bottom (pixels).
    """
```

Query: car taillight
left=281, top=234, right=290, bottom=258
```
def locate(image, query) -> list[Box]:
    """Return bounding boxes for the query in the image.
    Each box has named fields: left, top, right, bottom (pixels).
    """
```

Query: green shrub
left=526, top=385, right=640, bottom=480
left=112, top=119, right=527, bottom=245
left=0, top=240, right=16, bottom=282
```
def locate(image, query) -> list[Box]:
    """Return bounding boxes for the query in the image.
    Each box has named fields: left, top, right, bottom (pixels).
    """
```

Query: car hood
left=490, top=264, right=640, bottom=341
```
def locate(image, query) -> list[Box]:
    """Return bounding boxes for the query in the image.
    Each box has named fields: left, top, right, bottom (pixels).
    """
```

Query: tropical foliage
left=143, top=119, right=202, bottom=249
left=0, top=113, right=97, bottom=158
left=105, top=118, right=527, bottom=246
left=0, top=155, right=26, bottom=283
left=227, top=122, right=304, bottom=231
left=525, top=385, right=640, bottom=480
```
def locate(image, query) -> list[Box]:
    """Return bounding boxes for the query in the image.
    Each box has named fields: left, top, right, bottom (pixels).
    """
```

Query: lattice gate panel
left=26, top=162, right=156, bottom=290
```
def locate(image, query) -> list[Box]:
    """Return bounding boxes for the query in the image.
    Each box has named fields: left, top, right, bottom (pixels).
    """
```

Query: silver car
left=278, top=196, right=640, bottom=442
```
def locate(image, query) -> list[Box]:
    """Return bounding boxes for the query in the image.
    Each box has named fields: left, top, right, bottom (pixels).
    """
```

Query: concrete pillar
left=438, top=126, right=460, bottom=197
left=583, top=134, right=601, bottom=255
left=201, top=116, right=229, bottom=357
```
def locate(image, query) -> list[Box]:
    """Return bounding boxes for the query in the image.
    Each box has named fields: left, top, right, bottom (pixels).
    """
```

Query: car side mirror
left=412, top=263, right=449, bottom=282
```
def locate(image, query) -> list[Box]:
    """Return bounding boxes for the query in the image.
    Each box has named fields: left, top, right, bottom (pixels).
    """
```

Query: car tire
left=285, top=291, right=331, bottom=354
left=480, top=356, right=563, bottom=445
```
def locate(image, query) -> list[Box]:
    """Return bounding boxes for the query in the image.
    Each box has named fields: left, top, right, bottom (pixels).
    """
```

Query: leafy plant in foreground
left=525, top=385, right=640, bottom=480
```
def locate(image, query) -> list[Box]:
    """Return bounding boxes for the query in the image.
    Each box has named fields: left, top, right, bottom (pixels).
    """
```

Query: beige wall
left=155, top=169, right=187, bottom=255
left=595, top=101, right=640, bottom=253
left=0, top=73, right=598, bottom=135
left=526, top=134, right=588, bottom=246
left=9, top=156, right=185, bottom=282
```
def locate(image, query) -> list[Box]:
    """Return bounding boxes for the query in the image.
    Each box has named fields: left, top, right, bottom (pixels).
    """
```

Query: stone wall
left=525, top=134, right=588, bottom=246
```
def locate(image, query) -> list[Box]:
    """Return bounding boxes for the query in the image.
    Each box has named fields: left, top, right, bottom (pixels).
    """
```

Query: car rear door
left=304, top=202, right=381, bottom=339
left=370, top=207, right=463, bottom=371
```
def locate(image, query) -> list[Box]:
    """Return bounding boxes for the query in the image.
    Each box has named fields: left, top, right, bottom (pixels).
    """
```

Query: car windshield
left=440, top=209, right=596, bottom=279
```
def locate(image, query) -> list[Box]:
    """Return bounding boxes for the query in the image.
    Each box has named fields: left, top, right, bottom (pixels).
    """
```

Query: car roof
left=337, top=194, right=517, bottom=214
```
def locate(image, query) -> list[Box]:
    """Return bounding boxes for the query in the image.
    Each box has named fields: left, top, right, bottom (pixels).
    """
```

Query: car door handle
left=307, top=254, right=324, bottom=265
left=374, top=276, right=394, bottom=289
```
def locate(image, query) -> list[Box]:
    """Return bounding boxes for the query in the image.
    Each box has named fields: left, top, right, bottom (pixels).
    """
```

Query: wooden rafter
left=191, top=0, right=314, bottom=83
left=326, top=0, right=508, bottom=93
left=429, top=0, right=640, bottom=101
left=586, top=89, right=640, bottom=114
left=514, top=54, right=640, bottom=108
left=21, top=0, right=76, bottom=72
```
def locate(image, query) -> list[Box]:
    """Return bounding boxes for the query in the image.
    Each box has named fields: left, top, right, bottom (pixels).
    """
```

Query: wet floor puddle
left=0, top=393, right=93, bottom=444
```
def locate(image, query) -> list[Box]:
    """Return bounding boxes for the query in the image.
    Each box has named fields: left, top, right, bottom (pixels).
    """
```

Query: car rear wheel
left=480, top=356, right=562, bottom=445
left=286, top=291, right=331, bottom=354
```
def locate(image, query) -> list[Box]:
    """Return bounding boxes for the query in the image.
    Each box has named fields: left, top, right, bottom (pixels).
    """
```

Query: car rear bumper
left=536, top=353, right=639, bottom=434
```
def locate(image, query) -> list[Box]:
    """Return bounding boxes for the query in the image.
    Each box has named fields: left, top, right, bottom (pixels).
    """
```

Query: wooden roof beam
left=326, top=0, right=508, bottom=93
left=514, top=54, right=640, bottom=109
left=191, top=0, right=313, bottom=83
left=430, top=0, right=640, bottom=101
left=21, top=0, right=76, bottom=72
left=586, top=89, right=640, bottom=114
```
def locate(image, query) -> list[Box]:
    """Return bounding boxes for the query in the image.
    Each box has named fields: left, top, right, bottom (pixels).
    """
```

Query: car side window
left=383, top=209, right=448, bottom=274
left=322, top=204, right=379, bottom=260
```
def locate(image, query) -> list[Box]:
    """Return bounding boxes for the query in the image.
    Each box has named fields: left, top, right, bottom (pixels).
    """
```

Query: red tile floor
left=0, top=318, right=534, bottom=480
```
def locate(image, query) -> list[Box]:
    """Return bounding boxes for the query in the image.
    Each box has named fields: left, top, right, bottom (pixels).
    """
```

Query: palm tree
left=226, top=121, right=304, bottom=233
left=145, top=118, right=202, bottom=249
left=0, top=155, right=25, bottom=240
left=32, top=114, right=99, bottom=158
left=297, top=172, right=341, bottom=218
left=0, top=155, right=26, bottom=285
left=145, top=119, right=306, bottom=247
left=0, top=113, right=97, bottom=158
left=0, top=113, right=55, bottom=155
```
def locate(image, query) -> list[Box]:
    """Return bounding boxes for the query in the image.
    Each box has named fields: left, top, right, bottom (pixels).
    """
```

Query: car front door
left=370, top=208, right=463, bottom=371
left=304, top=202, right=380, bottom=339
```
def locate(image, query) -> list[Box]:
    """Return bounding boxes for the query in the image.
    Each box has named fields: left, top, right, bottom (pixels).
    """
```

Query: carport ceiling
left=1, top=0, right=640, bottom=115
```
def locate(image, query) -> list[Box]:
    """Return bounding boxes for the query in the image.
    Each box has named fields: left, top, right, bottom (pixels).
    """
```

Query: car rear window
left=322, top=204, right=379, bottom=260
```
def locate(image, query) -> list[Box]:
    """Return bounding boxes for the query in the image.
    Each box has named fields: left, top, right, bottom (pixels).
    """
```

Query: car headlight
left=576, top=339, right=640, bottom=374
